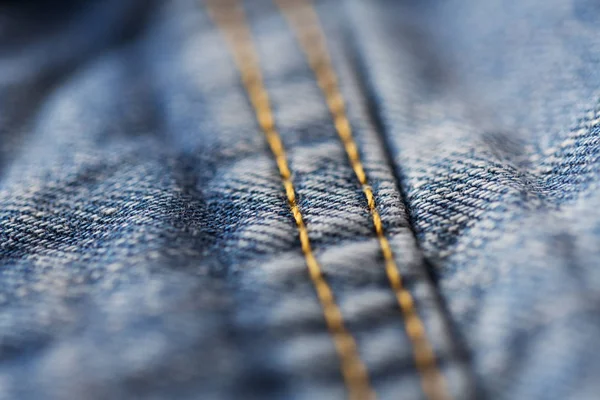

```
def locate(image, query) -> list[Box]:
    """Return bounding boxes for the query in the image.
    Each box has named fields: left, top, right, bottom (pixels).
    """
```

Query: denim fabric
left=0, top=0, right=598, bottom=399
left=349, top=0, right=600, bottom=399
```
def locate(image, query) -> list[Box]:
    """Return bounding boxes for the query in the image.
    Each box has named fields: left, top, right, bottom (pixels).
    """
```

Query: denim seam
left=340, top=3, right=481, bottom=398
left=204, top=1, right=375, bottom=399
left=275, top=1, right=451, bottom=399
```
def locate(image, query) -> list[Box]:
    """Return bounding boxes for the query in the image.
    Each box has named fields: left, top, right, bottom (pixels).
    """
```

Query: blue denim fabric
left=0, top=0, right=598, bottom=399
left=349, top=1, right=600, bottom=399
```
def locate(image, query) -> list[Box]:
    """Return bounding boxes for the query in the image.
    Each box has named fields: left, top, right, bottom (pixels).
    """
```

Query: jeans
left=0, top=0, right=598, bottom=399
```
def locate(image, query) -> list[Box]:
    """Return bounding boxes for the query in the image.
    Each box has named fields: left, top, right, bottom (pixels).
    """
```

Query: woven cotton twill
left=349, top=0, right=600, bottom=399
left=0, top=0, right=598, bottom=399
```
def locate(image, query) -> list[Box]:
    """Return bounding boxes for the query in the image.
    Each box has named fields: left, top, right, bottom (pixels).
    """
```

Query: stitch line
left=204, top=1, right=374, bottom=399
left=274, top=1, right=451, bottom=399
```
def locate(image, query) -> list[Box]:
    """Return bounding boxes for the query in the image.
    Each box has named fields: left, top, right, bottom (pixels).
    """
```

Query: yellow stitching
left=204, top=2, right=375, bottom=399
left=274, top=1, right=451, bottom=399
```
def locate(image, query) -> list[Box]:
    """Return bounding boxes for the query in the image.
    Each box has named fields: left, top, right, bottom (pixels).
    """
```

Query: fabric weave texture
left=0, top=0, right=599, bottom=399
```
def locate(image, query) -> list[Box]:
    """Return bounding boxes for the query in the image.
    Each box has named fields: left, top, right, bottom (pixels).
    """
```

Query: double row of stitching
left=204, top=1, right=374, bottom=399
left=274, top=1, right=451, bottom=400
left=205, top=0, right=451, bottom=399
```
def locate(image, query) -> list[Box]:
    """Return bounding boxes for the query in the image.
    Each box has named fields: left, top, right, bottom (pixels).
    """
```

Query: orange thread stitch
left=274, top=1, right=451, bottom=399
left=204, top=1, right=375, bottom=399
